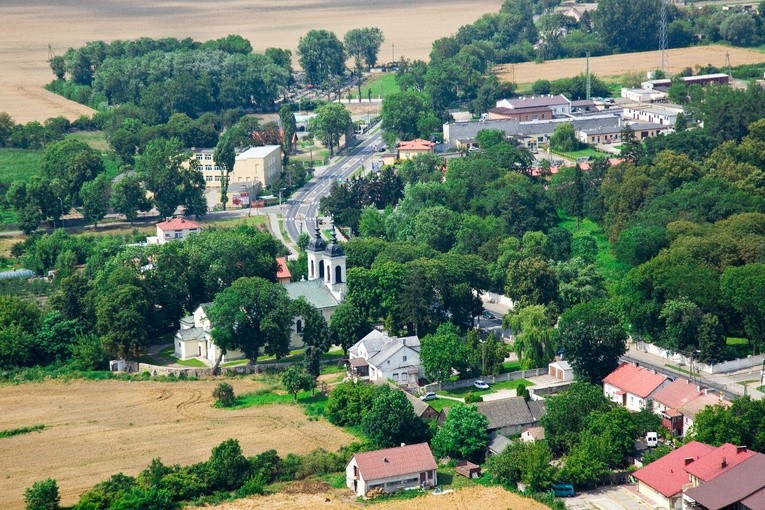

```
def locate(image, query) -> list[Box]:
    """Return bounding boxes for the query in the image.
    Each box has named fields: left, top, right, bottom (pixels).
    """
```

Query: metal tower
left=659, top=0, right=668, bottom=71
left=586, top=51, right=591, bottom=100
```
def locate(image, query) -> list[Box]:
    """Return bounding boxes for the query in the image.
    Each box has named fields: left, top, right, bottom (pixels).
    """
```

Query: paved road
left=282, top=130, right=383, bottom=243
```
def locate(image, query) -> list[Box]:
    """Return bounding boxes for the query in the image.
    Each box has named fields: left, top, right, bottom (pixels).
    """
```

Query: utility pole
left=586, top=51, right=591, bottom=100
left=392, top=43, right=395, bottom=65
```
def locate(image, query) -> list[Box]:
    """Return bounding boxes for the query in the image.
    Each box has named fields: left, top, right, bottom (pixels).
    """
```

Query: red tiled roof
left=633, top=441, right=715, bottom=498
left=685, top=454, right=765, bottom=510
left=684, top=443, right=754, bottom=482
left=276, top=257, right=291, bottom=279
left=399, top=139, right=435, bottom=151
left=157, top=217, right=201, bottom=230
left=653, top=378, right=703, bottom=410
left=603, top=363, right=668, bottom=398
left=353, top=443, right=437, bottom=481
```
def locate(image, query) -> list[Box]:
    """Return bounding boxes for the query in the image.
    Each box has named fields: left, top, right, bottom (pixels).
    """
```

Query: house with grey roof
left=348, top=330, right=422, bottom=387
left=441, top=396, right=546, bottom=437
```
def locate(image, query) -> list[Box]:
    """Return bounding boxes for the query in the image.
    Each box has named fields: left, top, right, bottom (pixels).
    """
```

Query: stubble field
left=495, top=45, right=765, bottom=85
left=207, top=485, right=552, bottom=510
left=0, top=378, right=354, bottom=509
left=1, top=0, right=503, bottom=123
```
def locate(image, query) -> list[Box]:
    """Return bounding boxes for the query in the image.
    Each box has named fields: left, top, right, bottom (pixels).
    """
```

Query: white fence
left=634, top=341, right=765, bottom=374
left=422, top=368, right=547, bottom=393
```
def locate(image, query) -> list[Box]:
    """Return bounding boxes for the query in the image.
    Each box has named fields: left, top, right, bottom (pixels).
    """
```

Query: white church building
left=173, top=224, right=347, bottom=365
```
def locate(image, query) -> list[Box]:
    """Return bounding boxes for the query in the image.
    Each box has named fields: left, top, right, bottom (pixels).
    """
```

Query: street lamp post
left=278, top=188, right=286, bottom=217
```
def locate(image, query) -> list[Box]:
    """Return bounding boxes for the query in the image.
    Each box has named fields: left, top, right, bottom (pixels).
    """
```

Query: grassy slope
left=0, top=149, right=43, bottom=185
left=352, top=72, right=401, bottom=100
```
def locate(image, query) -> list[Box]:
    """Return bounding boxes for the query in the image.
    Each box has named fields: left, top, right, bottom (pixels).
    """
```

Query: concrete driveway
left=565, top=485, right=655, bottom=510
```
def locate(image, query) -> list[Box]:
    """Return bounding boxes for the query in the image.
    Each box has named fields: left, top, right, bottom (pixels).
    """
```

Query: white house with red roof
left=397, top=139, right=435, bottom=161
left=633, top=440, right=715, bottom=510
left=652, top=378, right=707, bottom=436
left=346, top=443, right=437, bottom=498
left=149, top=217, right=202, bottom=245
left=602, top=363, right=669, bottom=411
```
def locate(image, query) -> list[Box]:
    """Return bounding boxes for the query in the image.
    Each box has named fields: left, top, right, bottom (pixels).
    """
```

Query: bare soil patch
left=1, top=0, right=503, bottom=123
left=208, top=485, right=551, bottom=510
left=495, top=45, right=765, bottom=84
left=0, top=378, right=354, bottom=509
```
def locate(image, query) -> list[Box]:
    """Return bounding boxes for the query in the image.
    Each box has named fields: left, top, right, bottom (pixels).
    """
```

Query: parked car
left=420, top=391, right=437, bottom=401
left=473, top=380, right=489, bottom=390
left=552, top=484, right=575, bottom=497
left=481, top=310, right=495, bottom=319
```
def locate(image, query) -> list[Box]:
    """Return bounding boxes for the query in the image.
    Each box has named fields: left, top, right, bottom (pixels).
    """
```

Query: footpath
left=623, top=344, right=764, bottom=400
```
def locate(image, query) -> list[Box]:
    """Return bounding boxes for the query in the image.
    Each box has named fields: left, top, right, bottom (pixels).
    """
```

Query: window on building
left=392, top=373, right=399, bottom=381
left=205, top=176, right=213, bottom=182
left=296, top=319, right=303, bottom=334
left=204, top=154, right=212, bottom=160
left=403, top=355, right=407, bottom=362
left=195, top=154, right=203, bottom=160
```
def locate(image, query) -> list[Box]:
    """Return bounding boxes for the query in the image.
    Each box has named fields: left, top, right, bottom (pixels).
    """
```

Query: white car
left=473, top=380, right=489, bottom=390
left=420, top=392, right=437, bottom=401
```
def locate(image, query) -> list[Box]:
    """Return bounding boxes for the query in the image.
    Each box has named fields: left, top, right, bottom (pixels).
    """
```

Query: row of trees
left=297, top=28, right=384, bottom=86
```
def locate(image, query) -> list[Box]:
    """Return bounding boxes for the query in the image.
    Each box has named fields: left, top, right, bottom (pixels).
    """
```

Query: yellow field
left=0, top=378, right=354, bottom=509
left=495, top=45, right=765, bottom=85
left=1, top=0, right=503, bottom=123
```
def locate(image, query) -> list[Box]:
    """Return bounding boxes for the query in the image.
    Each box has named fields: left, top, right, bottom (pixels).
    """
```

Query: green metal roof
left=284, top=279, right=339, bottom=310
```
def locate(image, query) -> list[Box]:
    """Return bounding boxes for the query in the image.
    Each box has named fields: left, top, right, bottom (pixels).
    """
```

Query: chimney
left=400, top=443, right=406, bottom=447
left=721, top=457, right=727, bottom=468
left=704, top=389, right=708, bottom=396
left=684, top=457, right=694, bottom=465
left=383, top=457, right=389, bottom=463
left=697, top=385, right=702, bottom=392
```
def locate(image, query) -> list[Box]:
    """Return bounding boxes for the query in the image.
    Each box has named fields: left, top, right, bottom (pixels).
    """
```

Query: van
left=646, top=431, right=658, bottom=448
left=552, top=484, right=575, bottom=497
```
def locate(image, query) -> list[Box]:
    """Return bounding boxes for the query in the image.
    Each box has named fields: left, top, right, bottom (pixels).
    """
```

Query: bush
left=213, top=382, right=235, bottom=407
left=464, top=392, right=483, bottom=404
left=24, top=479, right=60, bottom=510
left=207, top=439, right=252, bottom=491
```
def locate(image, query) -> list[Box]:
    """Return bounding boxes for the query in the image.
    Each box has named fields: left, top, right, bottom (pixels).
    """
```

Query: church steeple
left=323, top=218, right=346, bottom=297
left=306, top=223, right=326, bottom=281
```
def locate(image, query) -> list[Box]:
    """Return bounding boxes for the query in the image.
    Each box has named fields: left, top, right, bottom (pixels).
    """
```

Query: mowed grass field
left=0, top=378, right=355, bottom=509
left=495, top=45, right=765, bottom=85
left=1, top=0, right=503, bottom=123
left=207, top=485, right=551, bottom=510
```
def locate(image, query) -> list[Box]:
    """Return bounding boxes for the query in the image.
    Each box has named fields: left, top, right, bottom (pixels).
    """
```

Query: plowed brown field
left=0, top=378, right=354, bottom=509
left=208, top=485, right=551, bottom=510
left=495, top=45, right=765, bottom=85
left=1, top=0, right=503, bottom=123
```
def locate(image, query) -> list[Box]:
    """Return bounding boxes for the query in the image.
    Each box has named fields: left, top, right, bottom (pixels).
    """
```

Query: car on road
left=552, top=484, right=575, bottom=497
left=481, top=310, right=495, bottom=319
left=473, top=380, right=489, bottom=390
left=378, top=146, right=386, bottom=152
left=420, top=391, right=437, bottom=401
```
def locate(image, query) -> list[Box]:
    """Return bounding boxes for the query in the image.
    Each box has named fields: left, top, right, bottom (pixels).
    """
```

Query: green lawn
left=0, top=149, right=43, bottom=184
left=726, top=337, right=752, bottom=359
left=226, top=389, right=326, bottom=409
left=664, top=364, right=691, bottom=375
left=502, top=360, right=522, bottom=373
left=557, top=146, right=611, bottom=160
left=351, top=72, right=400, bottom=100
left=426, top=397, right=456, bottom=413
left=67, top=130, right=110, bottom=151
left=558, top=213, right=630, bottom=292
left=153, top=346, right=208, bottom=368
left=259, top=348, right=344, bottom=365
left=440, top=378, right=533, bottom=398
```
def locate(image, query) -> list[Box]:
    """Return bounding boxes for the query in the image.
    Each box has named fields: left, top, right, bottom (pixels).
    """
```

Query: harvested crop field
left=495, top=45, right=765, bottom=84
left=1, top=0, right=503, bottom=123
left=0, top=378, right=354, bottom=509
left=208, top=485, right=551, bottom=510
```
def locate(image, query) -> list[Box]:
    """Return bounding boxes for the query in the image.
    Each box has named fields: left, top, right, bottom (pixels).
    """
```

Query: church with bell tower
left=306, top=223, right=346, bottom=302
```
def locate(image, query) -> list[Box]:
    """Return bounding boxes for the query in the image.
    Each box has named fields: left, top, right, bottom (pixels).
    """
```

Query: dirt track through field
left=495, top=45, right=765, bottom=85
left=208, top=485, right=552, bottom=510
left=1, top=0, right=503, bottom=123
left=0, top=378, right=354, bottom=509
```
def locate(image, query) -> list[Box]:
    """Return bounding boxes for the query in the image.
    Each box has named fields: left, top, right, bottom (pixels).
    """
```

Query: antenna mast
left=586, top=51, right=591, bottom=100
left=659, top=0, right=668, bottom=72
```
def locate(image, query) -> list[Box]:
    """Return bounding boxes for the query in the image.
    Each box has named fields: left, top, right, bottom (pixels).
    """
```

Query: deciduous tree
left=432, top=404, right=489, bottom=462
